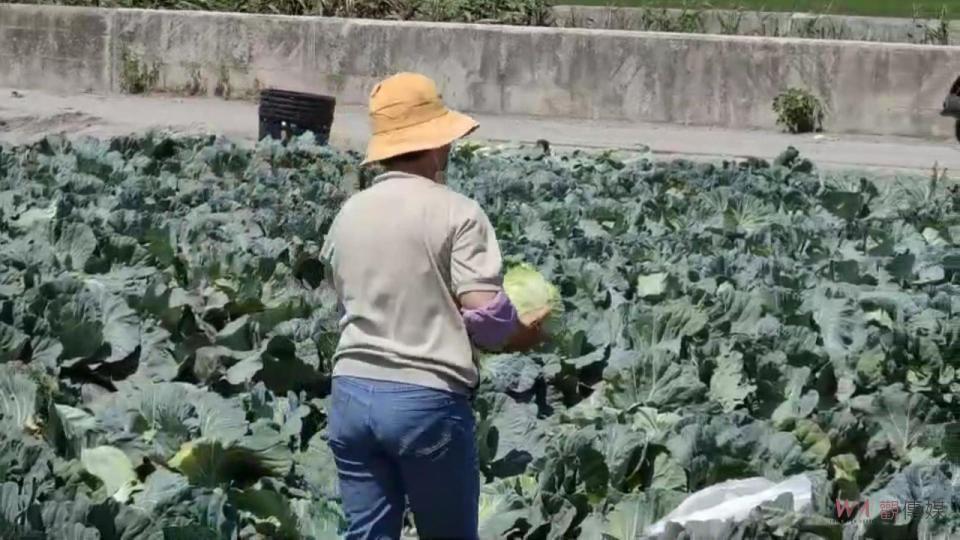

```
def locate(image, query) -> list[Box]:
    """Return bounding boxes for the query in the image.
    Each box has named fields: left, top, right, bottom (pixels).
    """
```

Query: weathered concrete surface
left=0, top=4, right=112, bottom=92
left=4, top=88, right=960, bottom=176
left=1, top=4, right=959, bottom=139
left=553, top=7, right=960, bottom=46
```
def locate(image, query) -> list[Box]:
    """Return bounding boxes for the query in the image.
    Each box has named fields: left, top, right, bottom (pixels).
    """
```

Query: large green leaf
left=482, top=354, right=541, bottom=394
left=819, top=191, right=863, bottom=221
left=627, top=300, right=708, bottom=355
left=477, top=479, right=528, bottom=540
left=80, top=445, right=138, bottom=499
left=604, top=350, right=707, bottom=411
left=44, top=278, right=141, bottom=363
left=89, top=381, right=196, bottom=460
left=46, top=523, right=102, bottom=540
left=478, top=394, right=549, bottom=477
left=46, top=403, right=99, bottom=459
left=192, top=391, right=247, bottom=446
left=0, top=366, right=37, bottom=431
left=168, top=421, right=292, bottom=488
left=230, top=484, right=299, bottom=539
left=55, top=222, right=98, bottom=271
left=709, top=286, right=766, bottom=336
left=0, top=481, right=28, bottom=532
left=588, top=424, right=647, bottom=494
left=601, top=490, right=685, bottom=540
left=0, top=323, right=28, bottom=362
left=133, top=325, right=179, bottom=382
left=859, top=384, right=941, bottom=461
left=131, top=469, right=190, bottom=513
left=809, top=292, right=867, bottom=362
left=635, top=272, right=673, bottom=300
left=860, top=463, right=958, bottom=535
left=771, top=366, right=818, bottom=428
left=651, top=452, right=687, bottom=491
left=709, top=349, right=755, bottom=413
left=85, top=279, right=142, bottom=363
left=296, top=432, right=340, bottom=500
left=290, top=498, right=345, bottom=540
left=666, top=414, right=814, bottom=488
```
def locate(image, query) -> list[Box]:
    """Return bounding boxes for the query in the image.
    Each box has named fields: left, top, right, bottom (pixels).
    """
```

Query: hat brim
left=362, top=110, right=478, bottom=165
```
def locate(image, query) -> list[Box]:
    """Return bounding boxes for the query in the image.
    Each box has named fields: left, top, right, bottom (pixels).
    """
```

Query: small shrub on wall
left=773, top=87, right=826, bottom=134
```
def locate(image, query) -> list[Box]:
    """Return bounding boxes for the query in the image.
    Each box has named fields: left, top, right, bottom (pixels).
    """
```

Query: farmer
left=320, top=72, right=549, bottom=539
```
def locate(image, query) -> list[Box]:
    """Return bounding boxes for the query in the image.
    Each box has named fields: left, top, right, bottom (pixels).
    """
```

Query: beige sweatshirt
left=320, top=171, right=503, bottom=394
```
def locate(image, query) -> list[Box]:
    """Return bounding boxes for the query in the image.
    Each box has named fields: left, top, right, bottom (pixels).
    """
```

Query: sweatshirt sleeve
left=450, top=201, right=503, bottom=296
left=461, top=291, right=520, bottom=350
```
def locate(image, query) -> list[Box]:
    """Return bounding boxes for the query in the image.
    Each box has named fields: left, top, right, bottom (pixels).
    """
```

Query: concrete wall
left=2, top=4, right=959, bottom=139
left=553, top=7, right=960, bottom=46
left=0, top=5, right=112, bottom=92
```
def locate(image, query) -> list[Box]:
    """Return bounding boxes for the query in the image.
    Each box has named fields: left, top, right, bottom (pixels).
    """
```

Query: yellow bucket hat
left=363, top=73, right=478, bottom=165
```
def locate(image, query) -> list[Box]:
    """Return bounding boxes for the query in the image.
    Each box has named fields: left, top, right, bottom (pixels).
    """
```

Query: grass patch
left=9, top=0, right=553, bottom=24
left=557, top=1, right=960, bottom=19
left=119, top=49, right=159, bottom=95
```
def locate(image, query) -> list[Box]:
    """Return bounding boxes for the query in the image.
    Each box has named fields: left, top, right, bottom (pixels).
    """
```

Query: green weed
left=119, top=49, right=160, bottom=95
left=773, top=87, right=826, bottom=134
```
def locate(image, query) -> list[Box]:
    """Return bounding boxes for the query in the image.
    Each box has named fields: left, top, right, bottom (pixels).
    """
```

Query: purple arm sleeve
left=461, top=292, right=521, bottom=350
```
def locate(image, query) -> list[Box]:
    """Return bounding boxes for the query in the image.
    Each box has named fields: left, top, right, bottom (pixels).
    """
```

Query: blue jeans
left=327, top=376, right=479, bottom=540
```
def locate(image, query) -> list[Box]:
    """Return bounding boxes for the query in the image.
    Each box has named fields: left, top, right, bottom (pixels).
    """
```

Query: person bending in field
left=320, top=72, right=550, bottom=540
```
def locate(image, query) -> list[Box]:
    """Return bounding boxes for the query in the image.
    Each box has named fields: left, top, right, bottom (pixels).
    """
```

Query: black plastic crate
left=259, top=89, right=336, bottom=144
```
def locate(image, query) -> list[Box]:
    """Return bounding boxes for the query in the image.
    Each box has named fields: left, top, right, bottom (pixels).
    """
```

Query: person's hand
left=504, top=306, right=552, bottom=352
left=518, top=306, right=551, bottom=328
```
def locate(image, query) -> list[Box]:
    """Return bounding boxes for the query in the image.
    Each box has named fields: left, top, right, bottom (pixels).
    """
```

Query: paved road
left=3, top=88, right=960, bottom=176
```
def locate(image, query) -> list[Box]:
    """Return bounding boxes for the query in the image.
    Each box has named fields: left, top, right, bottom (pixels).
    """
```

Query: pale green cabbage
left=503, top=263, right=562, bottom=320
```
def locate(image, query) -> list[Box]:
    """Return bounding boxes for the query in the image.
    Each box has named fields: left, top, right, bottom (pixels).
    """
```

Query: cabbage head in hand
left=503, top=263, right=563, bottom=335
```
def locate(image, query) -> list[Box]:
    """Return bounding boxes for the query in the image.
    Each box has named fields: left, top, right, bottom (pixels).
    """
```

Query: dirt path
left=3, top=88, right=960, bottom=176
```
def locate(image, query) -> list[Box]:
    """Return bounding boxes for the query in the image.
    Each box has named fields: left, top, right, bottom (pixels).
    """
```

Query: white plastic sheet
left=645, top=474, right=813, bottom=536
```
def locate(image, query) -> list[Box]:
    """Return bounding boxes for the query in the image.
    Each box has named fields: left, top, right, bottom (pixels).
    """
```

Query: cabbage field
left=0, top=134, right=958, bottom=539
